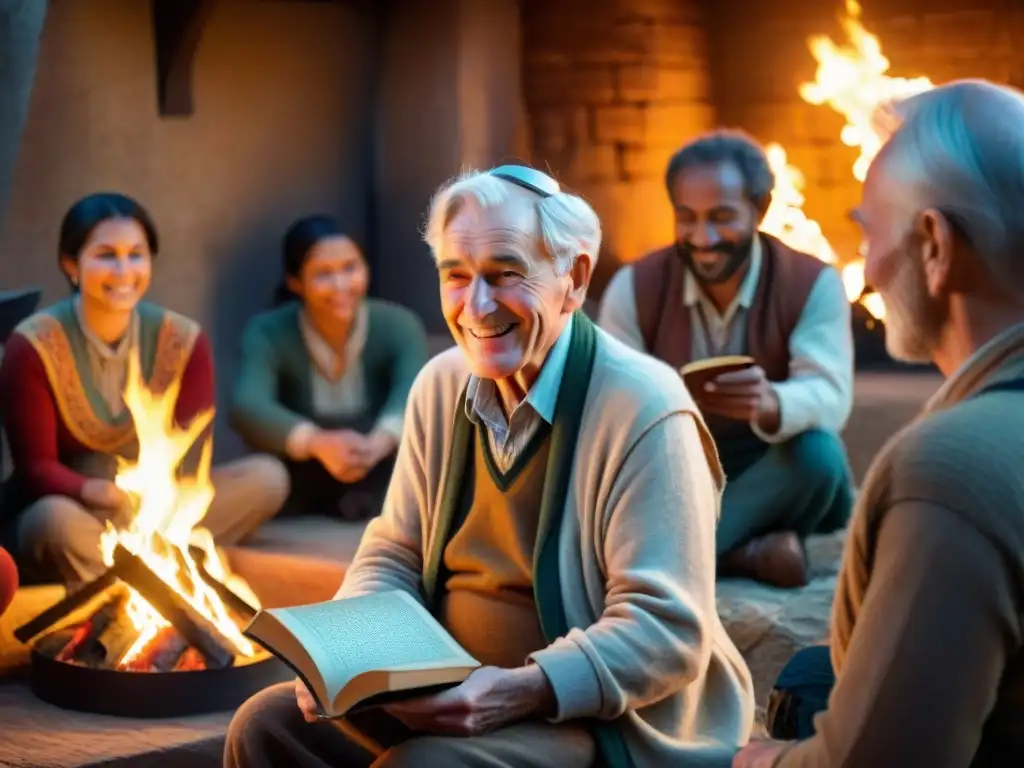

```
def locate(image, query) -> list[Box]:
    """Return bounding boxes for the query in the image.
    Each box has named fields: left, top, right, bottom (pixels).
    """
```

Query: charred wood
left=15, top=567, right=122, bottom=643
left=112, top=544, right=234, bottom=669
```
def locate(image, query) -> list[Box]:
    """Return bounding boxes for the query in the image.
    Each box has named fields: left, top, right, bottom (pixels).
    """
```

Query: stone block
left=529, top=109, right=569, bottom=155
left=574, top=19, right=654, bottom=65
left=563, top=143, right=620, bottom=184
left=615, top=64, right=659, bottom=102
left=657, top=65, right=710, bottom=102
left=568, top=105, right=592, bottom=145
left=650, top=23, right=707, bottom=66
left=526, top=64, right=617, bottom=107
left=616, top=64, right=709, bottom=103
left=609, top=0, right=704, bottom=26
left=643, top=103, right=714, bottom=146
left=592, top=104, right=646, bottom=144
left=922, top=10, right=995, bottom=51
left=620, top=144, right=675, bottom=181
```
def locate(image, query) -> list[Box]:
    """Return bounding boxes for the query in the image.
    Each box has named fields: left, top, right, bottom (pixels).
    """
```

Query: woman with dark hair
left=0, top=192, right=289, bottom=588
left=230, top=215, right=428, bottom=520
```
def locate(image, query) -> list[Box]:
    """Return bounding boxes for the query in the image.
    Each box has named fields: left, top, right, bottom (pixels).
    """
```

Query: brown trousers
left=11, top=455, right=290, bottom=588
left=223, top=682, right=595, bottom=768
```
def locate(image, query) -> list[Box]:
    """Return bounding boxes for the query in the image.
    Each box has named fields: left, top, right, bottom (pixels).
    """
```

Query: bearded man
left=735, top=79, right=1024, bottom=768
left=598, top=131, right=854, bottom=588
left=224, top=165, right=755, bottom=768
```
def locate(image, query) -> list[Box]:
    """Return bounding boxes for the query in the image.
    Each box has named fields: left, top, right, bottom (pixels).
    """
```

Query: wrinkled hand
left=383, top=665, right=553, bottom=737
left=700, top=365, right=780, bottom=432
left=295, top=677, right=320, bottom=723
left=309, top=430, right=373, bottom=482
left=732, top=737, right=793, bottom=768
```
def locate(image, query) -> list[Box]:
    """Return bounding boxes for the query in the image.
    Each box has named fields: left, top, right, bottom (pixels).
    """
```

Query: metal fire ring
left=29, top=650, right=292, bottom=718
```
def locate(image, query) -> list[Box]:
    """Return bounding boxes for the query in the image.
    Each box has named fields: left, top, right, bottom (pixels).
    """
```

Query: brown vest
left=632, top=233, right=826, bottom=447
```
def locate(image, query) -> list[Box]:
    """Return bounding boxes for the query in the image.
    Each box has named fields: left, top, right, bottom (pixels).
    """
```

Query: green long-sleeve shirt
left=229, top=299, right=428, bottom=456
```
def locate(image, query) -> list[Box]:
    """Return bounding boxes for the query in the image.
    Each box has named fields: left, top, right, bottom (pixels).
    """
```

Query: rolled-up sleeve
left=752, top=267, right=853, bottom=443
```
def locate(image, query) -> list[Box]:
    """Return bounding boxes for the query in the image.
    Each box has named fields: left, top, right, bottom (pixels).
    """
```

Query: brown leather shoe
left=719, top=531, right=808, bottom=588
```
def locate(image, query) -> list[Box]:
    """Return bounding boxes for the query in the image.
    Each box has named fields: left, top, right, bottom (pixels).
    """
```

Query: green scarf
left=420, top=313, right=632, bottom=768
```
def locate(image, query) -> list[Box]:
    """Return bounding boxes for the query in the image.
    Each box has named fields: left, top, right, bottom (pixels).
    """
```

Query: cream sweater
left=336, top=326, right=755, bottom=767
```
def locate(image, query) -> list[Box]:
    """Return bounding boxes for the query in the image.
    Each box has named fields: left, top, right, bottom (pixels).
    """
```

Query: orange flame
left=99, top=352, right=260, bottom=667
left=764, top=0, right=935, bottom=320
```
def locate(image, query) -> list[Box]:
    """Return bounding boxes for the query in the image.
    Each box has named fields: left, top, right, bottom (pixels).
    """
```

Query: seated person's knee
left=248, top=454, right=291, bottom=503
left=18, top=495, right=98, bottom=552
left=787, top=430, right=850, bottom=492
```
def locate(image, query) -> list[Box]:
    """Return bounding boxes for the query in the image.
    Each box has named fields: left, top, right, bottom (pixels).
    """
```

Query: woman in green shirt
left=230, top=216, right=428, bottom=520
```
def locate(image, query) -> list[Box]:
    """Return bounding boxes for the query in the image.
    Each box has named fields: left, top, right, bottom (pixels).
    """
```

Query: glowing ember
left=764, top=0, right=936, bottom=321
left=99, top=352, right=261, bottom=668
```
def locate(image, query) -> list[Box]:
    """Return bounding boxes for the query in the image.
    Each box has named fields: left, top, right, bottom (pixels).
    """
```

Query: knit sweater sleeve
left=0, top=333, right=89, bottom=502
left=778, top=500, right=1018, bottom=767
left=228, top=316, right=305, bottom=455
left=529, top=410, right=724, bottom=721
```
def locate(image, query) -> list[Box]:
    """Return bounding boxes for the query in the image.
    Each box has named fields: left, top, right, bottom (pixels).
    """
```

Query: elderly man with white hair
left=224, top=165, right=755, bottom=768
left=735, top=79, right=1024, bottom=768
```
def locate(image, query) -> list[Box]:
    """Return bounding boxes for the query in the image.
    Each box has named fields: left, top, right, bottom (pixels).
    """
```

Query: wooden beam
left=152, top=0, right=219, bottom=117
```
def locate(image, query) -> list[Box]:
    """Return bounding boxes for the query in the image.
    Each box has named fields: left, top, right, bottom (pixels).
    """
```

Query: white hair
left=871, top=79, right=1024, bottom=299
left=422, top=168, right=603, bottom=275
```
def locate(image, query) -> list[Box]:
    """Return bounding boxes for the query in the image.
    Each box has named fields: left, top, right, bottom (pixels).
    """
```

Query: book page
left=269, top=591, right=478, bottom=703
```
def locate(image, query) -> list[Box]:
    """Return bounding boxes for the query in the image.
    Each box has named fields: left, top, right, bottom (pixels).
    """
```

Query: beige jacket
left=337, top=325, right=755, bottom=767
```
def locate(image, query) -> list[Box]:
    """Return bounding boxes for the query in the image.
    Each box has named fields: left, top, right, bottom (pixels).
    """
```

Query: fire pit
left=13, top=352, right=289, bottom=717
left=15, top=543, right=289, bottom=718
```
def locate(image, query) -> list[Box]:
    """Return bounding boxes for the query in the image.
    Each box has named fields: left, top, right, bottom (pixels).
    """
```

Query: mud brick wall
left=520, top=0, right=715, bottom=294
left=519, top=0, right=1024, bottom=297
left=703, top=0, right=1023, bottom=265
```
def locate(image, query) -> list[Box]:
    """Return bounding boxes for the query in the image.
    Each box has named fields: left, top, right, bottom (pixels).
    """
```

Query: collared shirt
left=683, top=237, right=763, bottom=358
left=73, top=297, right=139, bottom=418
left=286, top=304, right=404, bottom=459
left=596, top=236, right=854, bottom=443
left=464, top=314, right=574, bottom=473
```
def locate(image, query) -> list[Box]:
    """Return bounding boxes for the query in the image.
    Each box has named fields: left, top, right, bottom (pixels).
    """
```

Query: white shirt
left=73, top=297, right=139, bottom=418
left=597, top=242, right=853, bottom=443
left=465, top=314, right=574, bottom=473
left=284, top=304, right=404, bottom=459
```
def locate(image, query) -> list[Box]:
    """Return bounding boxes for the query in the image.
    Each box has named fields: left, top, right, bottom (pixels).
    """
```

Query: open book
left=244, top=590, right=480, bottom=719
left=680, top=354, right=755, bottom=393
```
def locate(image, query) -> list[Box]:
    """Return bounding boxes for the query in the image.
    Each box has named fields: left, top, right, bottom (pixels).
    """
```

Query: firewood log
left=54, top=593, right=120, bottom=663
left=89, top=594, right=139, bottom=668
left=16, top=568, right=122, bottom=643
left=35, top=627, right=77, bottom=659
left=119, top=626, right=189, bottom=672
left=188, top=544, right=258, bottom=620
left=112, top=545, right=235, bottom=669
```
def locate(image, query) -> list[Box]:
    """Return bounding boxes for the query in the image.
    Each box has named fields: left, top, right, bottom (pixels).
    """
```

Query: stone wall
left=520, top=0, right=715, bottom=294
left=704, top=0, right=1022, bottom=263
left=520, top=0, right=1024, bottom=289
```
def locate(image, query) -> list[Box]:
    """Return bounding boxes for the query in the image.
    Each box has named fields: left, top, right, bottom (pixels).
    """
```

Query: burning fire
left=99, top=353, right=261, bottom=668
left=760, top=0, right=935, bottom=321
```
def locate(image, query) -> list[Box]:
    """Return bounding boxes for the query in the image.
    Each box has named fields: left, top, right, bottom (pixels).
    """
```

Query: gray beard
left=880, top=257, right=944, bottom=364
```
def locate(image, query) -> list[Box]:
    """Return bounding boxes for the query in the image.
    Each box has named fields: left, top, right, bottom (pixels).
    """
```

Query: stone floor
left=0, top=371, right=943, bottom=766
